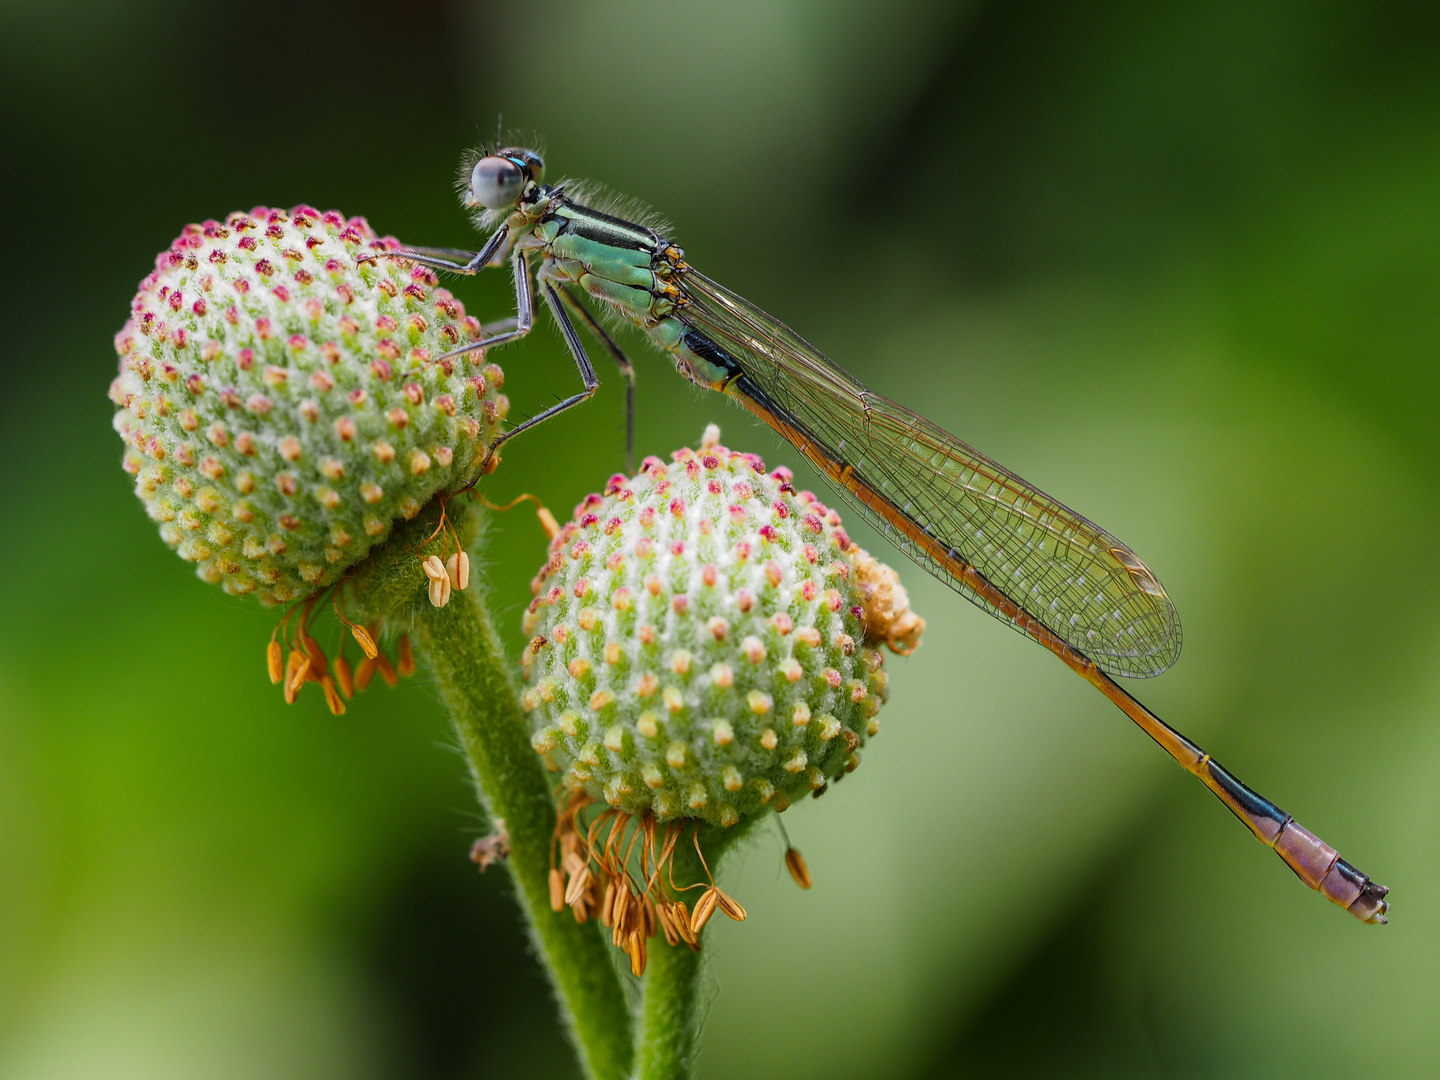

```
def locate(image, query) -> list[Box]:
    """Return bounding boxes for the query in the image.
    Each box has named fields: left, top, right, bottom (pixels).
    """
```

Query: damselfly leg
left=437, top=250, right=536, bottom=361
left=356, top=226, right=510, bottom=275
left=558, top=286, right=637, bottom=473
left=475, top=285, right=600, bottom=472
left=361, top=241, right=635, bottom=468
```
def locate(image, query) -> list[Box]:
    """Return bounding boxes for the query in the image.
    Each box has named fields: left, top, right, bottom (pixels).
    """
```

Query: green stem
left=414, top=585, right=634, bottom=1080
left=636, top=822, right=755, bottom=1080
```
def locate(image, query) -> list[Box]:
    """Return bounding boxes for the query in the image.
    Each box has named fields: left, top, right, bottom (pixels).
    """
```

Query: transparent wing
left=679, top=270, right=1181, bottom=678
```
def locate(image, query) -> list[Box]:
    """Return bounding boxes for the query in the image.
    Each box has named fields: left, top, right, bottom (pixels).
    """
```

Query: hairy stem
left=636, top=822, right=756, bottom=1080
left=415, top=585, right=634, bottom=1080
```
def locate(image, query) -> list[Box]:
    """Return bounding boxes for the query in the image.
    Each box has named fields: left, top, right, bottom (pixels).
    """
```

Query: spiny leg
left=435, top=249, right=536, bottom=363
left=475, top=284, right=599, bottom=473
left=559, top=285, right=637, bottom=473
left=389, top=243, right=487, bottom=264
left=355, top=248, right=472, bottom=274
left=354, top=225, right=510, bottom=275
left=480, top=315, right=520, bottom=336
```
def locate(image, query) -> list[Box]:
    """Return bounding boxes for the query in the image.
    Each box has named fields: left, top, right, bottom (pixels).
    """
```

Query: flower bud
left=110, top=207, right=506, bottom=605
left=522, top=427, right=922, bottom=827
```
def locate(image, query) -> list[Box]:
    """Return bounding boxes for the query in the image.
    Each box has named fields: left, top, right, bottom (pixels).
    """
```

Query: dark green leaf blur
left=2, top=1, right=1435, bottom=1076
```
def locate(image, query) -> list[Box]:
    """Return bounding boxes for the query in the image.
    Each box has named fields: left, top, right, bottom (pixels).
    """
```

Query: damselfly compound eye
left=501, top=147, right=544, bottom=183
left=469, top=156, right=525, bottom=209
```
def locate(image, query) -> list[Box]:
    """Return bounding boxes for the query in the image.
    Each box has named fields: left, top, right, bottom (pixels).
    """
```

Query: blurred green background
left=3, top=0, right=1437, bottom=1076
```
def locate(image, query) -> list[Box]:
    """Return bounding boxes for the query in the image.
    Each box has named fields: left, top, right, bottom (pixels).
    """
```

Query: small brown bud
left=784, top=847, right=812, bottom=890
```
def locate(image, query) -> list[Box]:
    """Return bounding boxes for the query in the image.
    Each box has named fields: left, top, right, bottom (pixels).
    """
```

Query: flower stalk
left=351, top=501, right=635, bottom=1080
left=634, top=822, right=754, bottom=1080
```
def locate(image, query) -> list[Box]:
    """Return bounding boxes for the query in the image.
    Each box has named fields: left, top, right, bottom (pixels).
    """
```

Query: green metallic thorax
left=506, top=187, right=733, bottom=390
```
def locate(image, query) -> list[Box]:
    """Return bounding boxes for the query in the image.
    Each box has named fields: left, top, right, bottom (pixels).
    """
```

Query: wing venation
left=679, top=270, right=1181, bottom=679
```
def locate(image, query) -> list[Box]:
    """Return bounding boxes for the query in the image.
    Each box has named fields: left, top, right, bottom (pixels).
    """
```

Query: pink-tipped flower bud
left=522, top=427, right=923, bottom=827
left=109, top=208, right=504, bottom=604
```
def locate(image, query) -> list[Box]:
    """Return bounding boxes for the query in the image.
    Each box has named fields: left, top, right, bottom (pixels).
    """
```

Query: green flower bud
left=109, top=206, right=507, bottom=605
left=521, top=427, right=924, bottom=828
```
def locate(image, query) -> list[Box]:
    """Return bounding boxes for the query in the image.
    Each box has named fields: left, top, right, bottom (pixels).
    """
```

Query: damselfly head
left=466, top=148, right=544, bottom=210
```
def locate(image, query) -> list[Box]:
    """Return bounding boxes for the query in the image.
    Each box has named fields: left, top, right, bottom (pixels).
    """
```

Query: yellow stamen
left=600, top=880, right=617, bottom=927
left=656, top=901, right=681, bottom=946
left=715, top=888, right=746, bottom=922
left=445, top=551, right=470, bottom=591
left=422, top=554, right=451, bottom=607
left=627, top=928, right=647, bottom=976
left=284, top=650, right=310, bottom=700
left=690, top=886, right=719, bottom=934
left=564, top=863, right=592, bottom=907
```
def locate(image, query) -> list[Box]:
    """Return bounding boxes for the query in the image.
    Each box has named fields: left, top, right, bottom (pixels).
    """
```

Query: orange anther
left=333, top=654, right=354, bottom=699
left=784, top=847, right=812, bottom=889
left=715, top=888, right=746, bottom=922
left=546, top=868, right=565, bottom=911
left=302, top=635, right=328, bottom=681
left=350, top=623, right=378, bottom=659
left=375, top=651, right=398, bottom=687
left=690, top=886, right=719, bottom=935
left=284, top=650, right=310, bottom=700
left=321, top=675, right=346, bottom=715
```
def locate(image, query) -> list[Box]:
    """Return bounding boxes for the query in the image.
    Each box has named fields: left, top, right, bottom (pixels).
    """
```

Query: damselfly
left=367, top=143, right=1388, bottom=923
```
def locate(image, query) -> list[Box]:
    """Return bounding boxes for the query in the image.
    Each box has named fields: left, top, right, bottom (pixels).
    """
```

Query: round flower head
left=521, top=426, right=924, bottom=829
left=109, top=206, right=508, bottom=605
